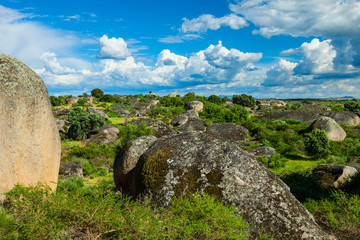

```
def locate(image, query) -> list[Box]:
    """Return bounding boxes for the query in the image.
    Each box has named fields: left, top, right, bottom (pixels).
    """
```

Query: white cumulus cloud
left=181, top=14, right=248, bottom=33
left=97, top=35, right=131, bottom=60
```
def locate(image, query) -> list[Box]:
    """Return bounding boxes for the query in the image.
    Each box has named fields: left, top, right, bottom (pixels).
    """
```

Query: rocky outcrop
left=171, top=110, right=199, bottom=127
left=124, top=132, right=336, bottom=239
left=113, top=135, right=157, bottom=195
left=84, top=96, right=94, bottom=103
left=300, top=104, right=331, bottom=113
left=248, top=146, right=276, bottom=159
left=129, top=119, right=176, bottom=137
left=179, top=118, right=207, bottom=132
left=66, top=97, right=79, bottom=105
left=259, top=110, right=320, bottom=122
left=53, top=107, right=70, bottom=117
left=206, top=123, right=248, bottom=142
left=325, top=111, right=360, bottom=126
left=309, top=117, right=346, bottom=141
left=55, top=118, right=71, bottom=131
left=270, top=100, right=286, bottom=106
left=168, top=91, right=177, bottom=97
left=312, top=164, right=358, bottom=188
left=86, top=107, right=109, bottom=120
left=59, top=162, right=83, bottom=179
left=256, top=100, right=270, bottom=106
left=85, top=124, right=119, bottom=145
left=0, top=53, right=61, bottom=197
left=184, top=101, right=204, bottom=112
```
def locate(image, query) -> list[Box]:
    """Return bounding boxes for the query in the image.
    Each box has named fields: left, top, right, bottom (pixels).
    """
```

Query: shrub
left=0, top=207, right=19, bottom=240
left=183, top=92, right=197, bottom=102
left=100, top=94, right=115, bottom=103
left=50, top=96, right=63, bottom=106
left=232, top=94, right=255, bottom=108
left=208, top=95, right=222, bottom=104
left=91, top=88, right=104, bottom=99
left=117, top=121, right=154, bottom=148
left=67, top=107, right=105, bottom=140
left=200, top=102, right=248, bottom=124
left=344, top=101, right=360, bottom=112
left=304, top=129, right=330, bottom=158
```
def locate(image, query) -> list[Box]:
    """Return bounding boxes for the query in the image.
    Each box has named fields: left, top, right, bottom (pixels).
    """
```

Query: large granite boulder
left=85, top=124, right=119, bottom=145
left=206, top=122, right=248, bottom=142
left=309, top=117, right=346, bottom=141
left=125, top=132, right=335, bottom=239
left=248, top=146, right=276, bottom=159
left=171, top=110, right=199, bottom=127
left=325, top=111, right=360, bottom=126
left=178, top=118, right=207, bottom=132
left=114, top=135, right=157, bottom=195
left=59, top=162, right=83, bottom=179
left=259, top=110, right=320, bottom=122
left=312, top=164, right=358, bottom=188
left=86, top=107, right=109, bottom=120
left=53, top=107, right=70, bottom=117
left=184, top=101, right=204, bottom=112
left=0, top=53, right=61, bottom=197
left=129, top=119, right=176, bottom=137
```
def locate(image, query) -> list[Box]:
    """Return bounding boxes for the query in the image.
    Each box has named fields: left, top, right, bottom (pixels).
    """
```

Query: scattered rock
left=270, top=100, right=286, bottom=106
left=85, top=124, right=119, bottom=145
left=184, top=101, right=204, bottom=112
left=127, top=132, right=336, bottom=239
left=53, top=107, right=70, bottom=117
left=309, top=117, right=346, bottom=141
left=300, top=104, right=331, bottom=113
left=248, top=146, right=276, bottom=159
left=66, top=97, right=79, bottom=105
left=86, top=107, right=109, bottom=120
left=113, top=135, right=157, bottom=195
left=59, top=162, right=83, bottom=179
left=0, top=53, right=61, bottom=197
left=206, top=122, right=248, bottom=142
left=312, top=164, right=358, bottom=188
left=129, top=119, right=176, bottom=137
left=168, top=91, right=178, bottom=97
left=256, top=100, right=271, bottom=106
left=171, top=110, right=199, bottom=127
left=179, top=118, right=207, bottom=132
left=149, top=100, right=159, bottom=106
left=55, top=118, right=71, bottom=131
left=325, top=111, right=360, bottom=126
left=259, top=110, right=320, bottom=122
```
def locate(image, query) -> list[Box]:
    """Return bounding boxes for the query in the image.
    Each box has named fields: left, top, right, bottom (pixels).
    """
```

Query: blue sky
left=1, top=0, right=360, bottom=98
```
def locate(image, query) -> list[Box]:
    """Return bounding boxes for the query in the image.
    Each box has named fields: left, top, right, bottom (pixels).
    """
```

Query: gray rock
left=168, top=91, right=178, bottom=97
left=248, top=146, right=276, bottom=159
left=53, top=107, right=70, bottom=117
left=309, top=117, right=346, bottom=141
left=113, top=135, right=158, bottom=195
left=206, top=122, right=248, bottom=142
left=66, top=97, right=79, bottom=105
left=259, top=110, right=320, bottom=122
left=171, top=110, right=199, bottom=127
left=85, top=124, right=119, bottom=145
left=59, top=162, right=83, bottom=179
left=55, top=118, right=71, bottom=131
left=270, top=100, right=286, bottom=106
left=184, top=101, right=204, bottom=112
left=325, top=111, right=360, bottom=126
left=129, top=132, right=336, bottom=239
left=300, top=104, right=331, bottom=113
left=179, top=118, right=207, bottom=132
left=312, top=164, right=358, bottom=188
left=86, top=107, right=109, bottom=120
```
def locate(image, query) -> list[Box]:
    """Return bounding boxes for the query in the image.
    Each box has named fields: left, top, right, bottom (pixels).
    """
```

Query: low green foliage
left=304, top=191, right=360, bottom=239
left=344, top=101, right=360, bottom=112
left=116, top=121, right=155, bottom=148
left=4, top=182, right=250, bottom=240
left=304, top=129, right=330, bottom=159
left=200, top=102, right=248, bottom=124
left=50, top=95, right=66, bottom=106
left=0, top=207, right=19, bottom=240
left=232, top=94, right=255, bottom=108
left=208, top=94, right=222, bottom=104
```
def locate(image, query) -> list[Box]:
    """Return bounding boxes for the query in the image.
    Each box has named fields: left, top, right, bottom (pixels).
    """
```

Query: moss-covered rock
left=130, top=132, right=336, bottom=239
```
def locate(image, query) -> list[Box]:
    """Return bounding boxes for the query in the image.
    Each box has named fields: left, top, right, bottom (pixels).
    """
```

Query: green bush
left=100, top=94, right=115, bottom=103
left=117, top=121, right=155, bottom=148
left=91, top=88, right=104, bottom=99
left=232, top=94, right=255, bottom=108
left=208, top=95, right=222, bottom=104
left=0, top=207, right=19, bottom=240
left=200, top=102, right=248, bottom=124
left=344, top=101, right=360, bottom=112
left=67, top=107, right=105, bottom=140
left=50, top=96, right=66, bottom=106
left=304, top=129, right=330, bottom=159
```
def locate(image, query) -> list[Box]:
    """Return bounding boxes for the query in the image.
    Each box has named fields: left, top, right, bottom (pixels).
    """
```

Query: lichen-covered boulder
left=184, top=101, right=204, bottom=112
left=312, top=164, right=358, bottom=188
left=171, top=110, right=199, bottom=127
left=66, top=97, right=79, bottom=105
left=114, top=135, right=158, bottom=195
left=131, top=132, right=336, bottom=239
left=325, top=111, right=360, bottom=126
left=59, top=162, right=83, bottom=179
left=248, top=146, right=276, bottom=159
left=206, top=122, right=248, bottom=142
left=0, top=53, right=61, bottom=197
left=259, top=110, right=320, bottom=122
left=86, top=107, right=109, bottom=120
left=85, top=124, right=119, bottom=145
left=309, top=117, right=346, bottom=141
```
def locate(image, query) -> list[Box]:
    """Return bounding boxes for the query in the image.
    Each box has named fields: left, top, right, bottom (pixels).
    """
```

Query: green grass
left=272, top=159, right=321, bottom=175
left=4, top=181, right=250, bottom=240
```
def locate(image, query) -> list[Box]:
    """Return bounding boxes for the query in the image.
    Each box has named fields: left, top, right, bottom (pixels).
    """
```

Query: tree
left=232, top=94, right=255, bottom=108
left=91, top=88, right=104, bottom=99
left=67, top=107, right=105, bottom=140
left=50, top=96, right=62, bottom=106
left=100, top=94, right=115, bottom=103
left=344, top=101, right=360, bottom=112
left=304, top=129, right=330, bottom=158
